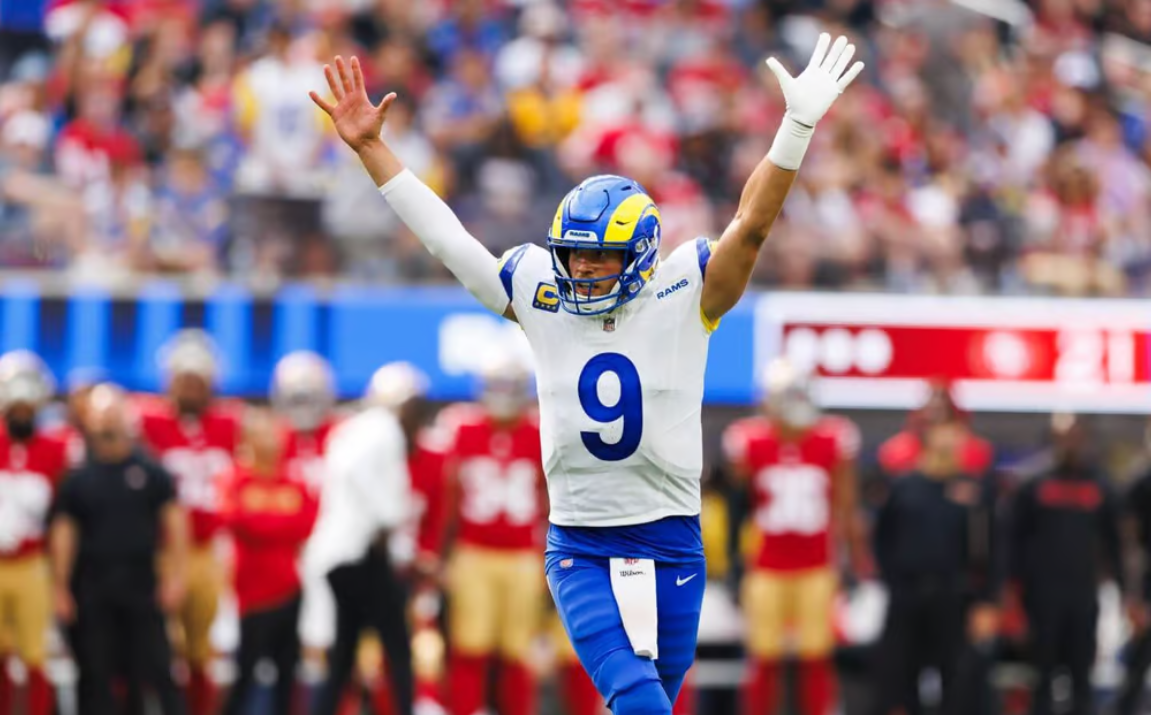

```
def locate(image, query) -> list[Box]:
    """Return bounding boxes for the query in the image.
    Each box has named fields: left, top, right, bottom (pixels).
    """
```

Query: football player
left=136, top=329, right=241, bottom=715
left=270, top=350, right=340, bottom=496
left=311, top=35, right=863, bottom=714
left=0, top=351, right=67, bottom=715
left=437, top=349, right=545, bottom=715
left=723, top=359, right=863, bottom=715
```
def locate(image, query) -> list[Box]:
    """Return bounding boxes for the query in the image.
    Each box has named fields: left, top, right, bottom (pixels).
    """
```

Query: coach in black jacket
left=1010, top=415, right=1123, bottom=715
left=49, top=384, right=189, bottom=715
left=868, top=421, right=1002, bottom=715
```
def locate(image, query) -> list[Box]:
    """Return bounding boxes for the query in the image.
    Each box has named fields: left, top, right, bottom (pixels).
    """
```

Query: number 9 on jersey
left=578, top=353, right=643, bottom=462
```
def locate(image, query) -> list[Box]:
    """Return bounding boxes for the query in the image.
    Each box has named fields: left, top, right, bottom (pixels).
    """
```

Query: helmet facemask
left=548, top=218, right=660, bottom=316
left=547, top=176, right=662, bottom=317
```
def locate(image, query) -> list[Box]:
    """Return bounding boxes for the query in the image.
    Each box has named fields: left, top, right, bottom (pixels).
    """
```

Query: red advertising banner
left=756, top=293, right=1151, bottom=413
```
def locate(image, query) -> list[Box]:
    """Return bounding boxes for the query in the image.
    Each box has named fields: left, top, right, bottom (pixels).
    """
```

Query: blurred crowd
left=3, top=329, right=1151, bottom=715
left=4, top=0, right=1151, bottom=294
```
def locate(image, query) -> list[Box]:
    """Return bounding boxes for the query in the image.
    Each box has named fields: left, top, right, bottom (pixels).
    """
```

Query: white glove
left=766, top=33, right=865, bottom=171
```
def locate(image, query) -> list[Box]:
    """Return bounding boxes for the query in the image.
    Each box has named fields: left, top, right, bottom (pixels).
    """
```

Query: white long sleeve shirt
left=299, top=405, right=411, bottom=647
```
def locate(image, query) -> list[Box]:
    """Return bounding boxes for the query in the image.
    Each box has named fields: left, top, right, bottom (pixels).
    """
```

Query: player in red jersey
left=0, top=352, right=68, bottom=715
left=136, top=329, right=241, bottom=715
left=723, top=359, right=864, bottom=715
left=270, top=351, right=341, bottom=497
left=439, top=351, right=546, bottom=715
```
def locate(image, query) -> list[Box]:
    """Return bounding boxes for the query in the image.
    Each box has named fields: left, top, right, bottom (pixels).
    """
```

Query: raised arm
left=700, top=34, right=863, bottom=323
left=310, top=56, right=514, bottom=320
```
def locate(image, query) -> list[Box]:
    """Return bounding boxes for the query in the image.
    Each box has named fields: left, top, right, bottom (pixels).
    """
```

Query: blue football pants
left=545, top=552, right=706, bottom=715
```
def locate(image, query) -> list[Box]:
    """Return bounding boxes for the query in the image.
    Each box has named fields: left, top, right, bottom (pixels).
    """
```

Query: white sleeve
left=378, top=169, right=511, bottom=315
left=341, top=413, right=411, bottom=530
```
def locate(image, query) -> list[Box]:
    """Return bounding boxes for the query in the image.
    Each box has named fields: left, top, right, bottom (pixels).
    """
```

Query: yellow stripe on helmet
left=550, top=196, right=567, bottom=239
left=603, top=194, right=660, bottom=244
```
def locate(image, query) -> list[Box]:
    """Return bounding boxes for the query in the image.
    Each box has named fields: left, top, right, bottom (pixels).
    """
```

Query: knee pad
left=598, top=649, right=670, bottom=715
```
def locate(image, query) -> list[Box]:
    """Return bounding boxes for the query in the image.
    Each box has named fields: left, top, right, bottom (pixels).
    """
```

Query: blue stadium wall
left=7, top=281, right=757, bottom=403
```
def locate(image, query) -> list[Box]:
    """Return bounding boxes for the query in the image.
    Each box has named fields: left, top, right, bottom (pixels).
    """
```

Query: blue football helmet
left=546, top=175, right=662, bottom=316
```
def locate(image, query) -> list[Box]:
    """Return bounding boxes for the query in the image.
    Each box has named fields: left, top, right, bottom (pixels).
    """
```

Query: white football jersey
left=502, top=238, right=717, bottom=527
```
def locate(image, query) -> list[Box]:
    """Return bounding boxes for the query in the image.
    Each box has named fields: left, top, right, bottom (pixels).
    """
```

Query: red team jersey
left=0, top=431, right=68, bottom=558
left=724, top=416, right=859, bottom=572
left=44, top=423, right=86, bottom=468
left=136, top=397, right=241, bottom=543
left=440, top=405, right=544, bottom=551
left=281, top=418, right=340, bottom=496
left=409, top=434, right=448, bottom=562
left=222, top=466, right=319, bottom=615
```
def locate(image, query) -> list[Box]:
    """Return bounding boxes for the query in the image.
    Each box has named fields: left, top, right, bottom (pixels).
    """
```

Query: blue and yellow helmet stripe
left=547, top=175, right=663, bottom=316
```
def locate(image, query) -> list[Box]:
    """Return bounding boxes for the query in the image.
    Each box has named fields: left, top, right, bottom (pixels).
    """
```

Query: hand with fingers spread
left=765, top=32, right=865, bottom=171
left=310, top=55, right=397, bottom=154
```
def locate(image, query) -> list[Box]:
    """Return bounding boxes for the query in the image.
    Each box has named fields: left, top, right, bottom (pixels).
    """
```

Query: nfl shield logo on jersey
left=602, top=317, right=616, bottom=332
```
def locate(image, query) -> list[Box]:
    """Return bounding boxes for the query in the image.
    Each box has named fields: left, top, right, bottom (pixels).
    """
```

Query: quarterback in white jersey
left=311, top=35, right=863, bottom=715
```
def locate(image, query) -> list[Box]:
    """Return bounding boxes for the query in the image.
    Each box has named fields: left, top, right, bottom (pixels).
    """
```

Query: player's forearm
left=378, top=169, right=510, bottom=315
left=729, top=153, right=798, bottom=250
left=163, top=505, right=191, bottom=576
left=49, top=517, right=77, bottom=587
left=355, top=137, right=406, bottom=187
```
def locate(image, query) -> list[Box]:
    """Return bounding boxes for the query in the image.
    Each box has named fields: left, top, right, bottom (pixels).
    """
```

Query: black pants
left=1024, top=589, right=1098, bottom=715
left=313, top=547, right=413, bottom=715
left=74, top=586, right=185, bottom=715
left=223, top=596, right=301, bottom=715
left=1117, top=622, right=1151, bottom=715
left=867, top=584, right=967, bottom=715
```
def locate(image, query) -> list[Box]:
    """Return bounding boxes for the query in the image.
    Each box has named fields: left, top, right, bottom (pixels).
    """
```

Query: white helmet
left=365, top=362, right=430, bottom=411
left=763, top=357, right=820, bottom=430
left=478, top=349, right=532, bottom=422
left=0, top=350, right=55, bottom=409
left=159, top=329, right=219, bottom=386
left=271, top=351, right=335, bottom=431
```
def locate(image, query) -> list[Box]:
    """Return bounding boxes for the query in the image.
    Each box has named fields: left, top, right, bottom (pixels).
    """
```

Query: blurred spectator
left=0, top=0, right=50, bottom=83
left=0, top=109, right=84, bottom=267
left=322, top=96, right=446, bottom=279
left=146, top=145, right=229, bottom=275
left=232, top=22, right=330, bottom=198
left=54, top=72, right=141, bottom=190
left=425, top=0, right=508, bottom=70
left=0, top=0, right=1148, bottom=293
left=494, top=3, right=583, bottom=92
left=423, top=47, right=503, bottom=191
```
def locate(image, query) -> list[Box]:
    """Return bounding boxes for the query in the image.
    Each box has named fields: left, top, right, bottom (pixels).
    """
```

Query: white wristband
left=767, top=114, right=815, bottom=172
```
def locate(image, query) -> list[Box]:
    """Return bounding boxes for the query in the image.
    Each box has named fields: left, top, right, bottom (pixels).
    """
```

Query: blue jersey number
left=578, top=353, right=643, bottom=461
